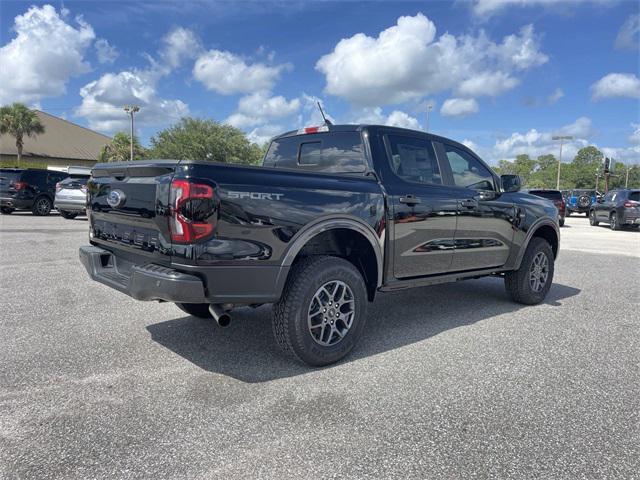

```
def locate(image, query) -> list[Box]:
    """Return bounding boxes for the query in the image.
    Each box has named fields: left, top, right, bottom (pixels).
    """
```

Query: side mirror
left=500, top=174, right=521, bottom=193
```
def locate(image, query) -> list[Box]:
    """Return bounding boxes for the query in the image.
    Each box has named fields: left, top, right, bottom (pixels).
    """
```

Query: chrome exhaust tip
left=209, top=304, right=231, bottom=327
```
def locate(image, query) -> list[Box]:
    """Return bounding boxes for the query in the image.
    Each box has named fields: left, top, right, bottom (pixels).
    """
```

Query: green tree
left=494, top=155, right=536, bottom=185
left=571, top=146, right=602, bottom=188
left=148, top=117, right=264, bottom=165
left=0, top=103, right=45, bottom=165
left=98, top=132, right=146, bottom=162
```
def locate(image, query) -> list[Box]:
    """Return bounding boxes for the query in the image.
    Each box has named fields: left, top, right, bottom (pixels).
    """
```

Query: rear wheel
left=566, top=210, right=571, bottom=217
left=558, top=218, right=564, bottom=227
left=32, top=196, right=52, bottom=216
left=272, top=255, right=368, bottom=366
left=610, top=213, right=621, bottom=231
left=0, top=207, right=14, bottom=214
left=175, top=303, right=213, bottom=319
left=59, top=210, right=78, bottom=219
left=505, top=237, right=554, bottom=305
left=589, top=210, right=599, bottom=226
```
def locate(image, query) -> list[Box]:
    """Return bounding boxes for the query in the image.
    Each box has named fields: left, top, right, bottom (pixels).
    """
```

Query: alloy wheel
left=36, top=198, right=50, bottom=215
left=307, top=280, right=355, bottom=346
left=529, top=252, right=549, bottom=293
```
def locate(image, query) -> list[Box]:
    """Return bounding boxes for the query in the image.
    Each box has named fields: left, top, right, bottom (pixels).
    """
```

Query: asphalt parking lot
left=1, top=213, right=638, bottom=479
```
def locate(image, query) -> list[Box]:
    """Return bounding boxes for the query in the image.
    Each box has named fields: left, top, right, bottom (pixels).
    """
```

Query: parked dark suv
left=0, top=168, right=68, bottom=216
left=589, top=189, right=640, bottom=230
left=565, top=189, right=598, bottom=216
left=524, top=189, right=565, bottom=226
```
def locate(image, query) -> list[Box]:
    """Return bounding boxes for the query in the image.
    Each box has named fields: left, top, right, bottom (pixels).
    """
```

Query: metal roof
left=0, top=110, right=111, bottom=161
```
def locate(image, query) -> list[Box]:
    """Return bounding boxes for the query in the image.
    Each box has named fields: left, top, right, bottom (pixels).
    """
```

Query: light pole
left=426, top=104, right=433, bottom=132
left=625, top=164, right=630, bottom=188
left=123, top=105, right=140, bottom=161
left=552, top=135, right=572, bottom=190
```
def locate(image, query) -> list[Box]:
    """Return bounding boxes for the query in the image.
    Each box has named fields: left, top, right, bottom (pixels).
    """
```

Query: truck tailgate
left=88, top=161, right=177, bottom=264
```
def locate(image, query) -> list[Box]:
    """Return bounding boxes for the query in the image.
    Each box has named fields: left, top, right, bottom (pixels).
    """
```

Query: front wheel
left=558, top=218, right=564, bottom=227
left=505, top=237, right=554, bottom=305
left=59, top=210, right=78, bottom=219
left=272, top=255, right=368, bottom=366
left=32, top=196, right=52, bottom=216
left=566, top=210, right=571, bottom=217
left=589, top=210, right=599, bottom=226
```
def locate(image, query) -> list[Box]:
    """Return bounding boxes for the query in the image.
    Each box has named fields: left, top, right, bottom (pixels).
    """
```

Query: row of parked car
left=524, top=187, right=640, bottom=230
left=0, top=167, right=88, bottom=218
left=1, top=167, right=639, bottom=230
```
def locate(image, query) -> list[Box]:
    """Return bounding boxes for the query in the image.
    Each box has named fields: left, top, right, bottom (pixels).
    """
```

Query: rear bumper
left=55, top=198, right=86, bottom=212
left=622, top=214, right=640, bottom=225
left=79, top=245, right=289, bottom=304
left=0, top=196, right=32, bottom=209
left=80, top=245, right=207, bottom=303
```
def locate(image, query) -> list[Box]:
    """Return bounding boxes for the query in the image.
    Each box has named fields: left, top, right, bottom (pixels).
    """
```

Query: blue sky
left=1, top=0, right=638, bottom=164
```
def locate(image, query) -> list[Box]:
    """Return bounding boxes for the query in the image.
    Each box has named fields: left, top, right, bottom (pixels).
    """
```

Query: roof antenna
left=317, top=101, right=333, bottom=126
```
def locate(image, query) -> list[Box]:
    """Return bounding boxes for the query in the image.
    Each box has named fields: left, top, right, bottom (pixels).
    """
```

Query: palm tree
left=0, top=103, right=45, bottom=166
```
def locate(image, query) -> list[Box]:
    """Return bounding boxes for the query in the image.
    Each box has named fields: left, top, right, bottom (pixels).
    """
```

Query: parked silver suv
left=55, top=175, right=89, bottom=219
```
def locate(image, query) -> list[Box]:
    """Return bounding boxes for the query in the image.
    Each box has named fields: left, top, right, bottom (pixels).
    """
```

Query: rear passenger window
left=629, top=192, right=640, bottom=202
left=386, top=135, right=442, bottom=186
left=263, top=132, right=366, bottom=173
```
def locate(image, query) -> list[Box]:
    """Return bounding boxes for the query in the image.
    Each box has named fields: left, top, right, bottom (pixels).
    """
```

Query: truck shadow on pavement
left=146, top=278, right=580, bottom=383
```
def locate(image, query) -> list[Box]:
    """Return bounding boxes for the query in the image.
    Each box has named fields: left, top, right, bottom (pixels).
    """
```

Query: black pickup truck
left=80, top=124, right=559, bottom=366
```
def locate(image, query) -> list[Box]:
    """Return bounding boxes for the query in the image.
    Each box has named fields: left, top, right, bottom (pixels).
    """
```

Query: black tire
left=175, top=303, right=213, bottom=319
left=610, top=212, right=621, bottom=231
left=505, top=237, right=554, bottom=305
left=558, top=218, right=564, bottom=227
left=272, top=255, right=368, bottom=367
left=566, top=210, right=571, bottom=217
left=589, top=210, right=599, bottom=226
left=31, top=196, right=52, bottom=216
left=585, top=212, right=589, bottom=217
left=0, top=207, right=14, bottom=214
left=59, top=210, right=78, bottom=220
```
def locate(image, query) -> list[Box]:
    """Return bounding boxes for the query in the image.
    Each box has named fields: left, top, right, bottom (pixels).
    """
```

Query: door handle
left=399, top=195, right=421, bottom=205
left=459, top=199, right=477, bottom=209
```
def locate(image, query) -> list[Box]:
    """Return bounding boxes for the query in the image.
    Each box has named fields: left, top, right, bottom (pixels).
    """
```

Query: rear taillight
left=623, top=201, right=638, bottom=208
left=13, top=181, right=27, bottom=190
left=55, top=182, right=63, bottom=193
left=169, top=179, right=216, bottom=243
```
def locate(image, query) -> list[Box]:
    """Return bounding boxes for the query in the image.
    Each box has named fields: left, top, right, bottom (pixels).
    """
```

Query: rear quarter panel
left=172, top=163, right=385, bottom=267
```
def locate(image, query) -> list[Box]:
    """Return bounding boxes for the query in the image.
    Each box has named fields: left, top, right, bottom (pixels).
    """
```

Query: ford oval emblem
left=107, top=189, right=126, bottom=208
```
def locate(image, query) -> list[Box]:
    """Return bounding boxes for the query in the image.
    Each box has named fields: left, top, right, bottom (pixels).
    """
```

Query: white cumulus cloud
left=0, top=5, right=95, bottom=105
left=456, top=72, right=519, bottom=98
left=225, top=91, right=301, bottom=128
left=75, top=70, right=189, bottom=132
left=591, top=73, right=640, bottom=100
left=161, top=27, right=202, bottom=69
left=315, top=13, right=547, bottom=107
left=352, top=107, right=422, bottom=129
left=440, top=98, right=480, bottom=118
left=193, top=50, right=289, bottom=95
left=95, top=38, right=118, bottom=64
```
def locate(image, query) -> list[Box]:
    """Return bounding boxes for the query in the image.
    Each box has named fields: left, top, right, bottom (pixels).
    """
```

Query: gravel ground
left=0, top=213, right=638, bottom=479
